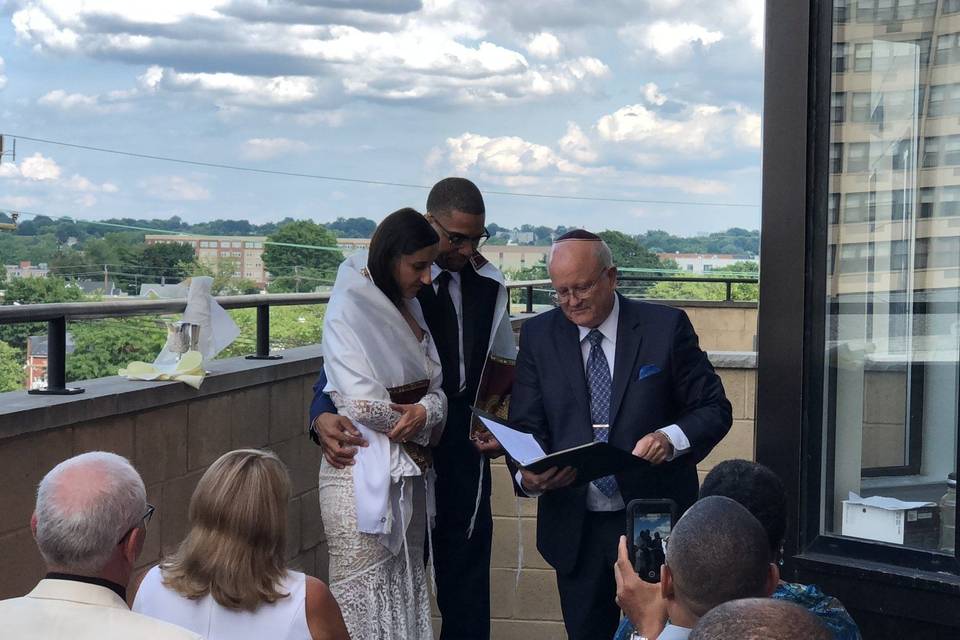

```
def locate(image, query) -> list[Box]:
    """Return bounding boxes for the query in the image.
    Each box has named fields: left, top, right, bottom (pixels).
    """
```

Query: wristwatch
left=628, top=633, right=649, bottom=640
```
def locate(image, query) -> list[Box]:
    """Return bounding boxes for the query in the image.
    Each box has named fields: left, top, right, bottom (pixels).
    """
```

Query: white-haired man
left=0, top=451, right=201, bottom=640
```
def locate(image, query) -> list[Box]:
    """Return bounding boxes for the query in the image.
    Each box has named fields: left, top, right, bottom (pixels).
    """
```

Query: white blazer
left=0, top=578, right=202, bottom=640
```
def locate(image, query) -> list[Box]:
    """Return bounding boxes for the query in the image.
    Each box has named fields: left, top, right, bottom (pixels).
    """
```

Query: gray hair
left=35, top=451, right=146, bottom=574
left=547, top=238, right=614, bottom=269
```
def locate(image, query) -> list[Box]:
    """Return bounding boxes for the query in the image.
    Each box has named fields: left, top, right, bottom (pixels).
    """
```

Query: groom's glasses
left=551, top=267, right=610, bottom=304
left=430, top=216, right=490, bottom=249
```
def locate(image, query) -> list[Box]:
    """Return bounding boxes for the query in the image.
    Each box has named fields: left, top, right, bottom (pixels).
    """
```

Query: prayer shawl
left=322, top=252, right=445, bottom=554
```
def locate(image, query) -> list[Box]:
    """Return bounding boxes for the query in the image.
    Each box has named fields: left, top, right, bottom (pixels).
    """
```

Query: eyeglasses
left=118, top=503, right=155, bottom=545
left=551, top=267, right=610, bottom=304
left=429, top=215, right=490, bottom=249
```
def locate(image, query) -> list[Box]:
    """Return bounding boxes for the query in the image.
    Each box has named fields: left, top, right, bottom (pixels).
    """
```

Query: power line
left=3, top=133, right=761, bottom=210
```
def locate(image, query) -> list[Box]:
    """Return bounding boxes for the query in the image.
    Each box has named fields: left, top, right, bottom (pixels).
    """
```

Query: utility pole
left=103, top=265, right=108, bottom=293
left=294, top=265, right=301, bottom=293
left=0, top=135, right=15, bottom=166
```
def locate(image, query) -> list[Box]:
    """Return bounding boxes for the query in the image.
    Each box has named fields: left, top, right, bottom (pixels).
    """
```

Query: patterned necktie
left=586, top=329, right=618, bottom=497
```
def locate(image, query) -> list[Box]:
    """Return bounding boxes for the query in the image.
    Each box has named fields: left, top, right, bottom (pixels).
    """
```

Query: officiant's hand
left=315, top=413, right=367, bottom=469
left=388, top=403, right=427, bottom=443
left=472, top=432, right=506, bottom=458
left=519, top=466, right=577, bottom=493
left=632, top=432, right=673, bottom=465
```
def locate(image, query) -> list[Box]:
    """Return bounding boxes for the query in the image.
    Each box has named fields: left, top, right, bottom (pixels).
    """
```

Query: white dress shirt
left=518, top=296, right=691, bottom=510
left=431, top=263, right=466, bottom=393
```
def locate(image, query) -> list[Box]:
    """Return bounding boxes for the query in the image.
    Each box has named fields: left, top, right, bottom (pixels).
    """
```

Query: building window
left=891, top=139, right=912, bottom=171
left=944, top=135, right=960, bottom=165
left=829, top=193, right=841, bottom=224
left=831, top=92, right=846, bottom=123
left=936, top=33, right=960, bottom=66
left=856, top=0, right=877, bottom=22
left=854, top=42, right=873, bottom=71
left=941, top=185, right=960, bottom=217
left=851, top=93, right=872, bottom=122
left=830, top=143, right=844, bottom=173
left=847, top=142, right=870, bottom=172
left=833, top=42, right=849, bottom=72
left=922, top=136, right=940, bottom=167
left=836, top=0, right=850, bottom=22
left=844, top=192, right=869, bottom=222
left=947, top=0, right=960, bottom=14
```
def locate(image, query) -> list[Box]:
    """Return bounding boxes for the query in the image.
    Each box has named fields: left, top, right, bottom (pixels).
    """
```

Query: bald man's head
left=690, top=598, right=832, bottom=640
left=665, top=496, right=775, bottom=617
left=34, top=451, right=146, bottom=574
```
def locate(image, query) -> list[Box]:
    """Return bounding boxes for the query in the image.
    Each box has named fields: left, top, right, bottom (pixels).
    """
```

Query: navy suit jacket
left=508, top=294, right=732, bottom=574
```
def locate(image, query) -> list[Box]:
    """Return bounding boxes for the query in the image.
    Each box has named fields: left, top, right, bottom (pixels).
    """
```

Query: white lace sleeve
left=412, top=390, right=446, bottom=446
left=329, top=392, right=399, bottom=433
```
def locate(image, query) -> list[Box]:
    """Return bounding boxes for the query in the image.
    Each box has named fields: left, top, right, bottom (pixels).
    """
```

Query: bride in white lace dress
left=318, top=208, right=447, bottom=640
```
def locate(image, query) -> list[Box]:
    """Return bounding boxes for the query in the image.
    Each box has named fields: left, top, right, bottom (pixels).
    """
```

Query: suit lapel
left=555, top=312, right=592, bottom=423
left=610, top=295, right=643, bottom=426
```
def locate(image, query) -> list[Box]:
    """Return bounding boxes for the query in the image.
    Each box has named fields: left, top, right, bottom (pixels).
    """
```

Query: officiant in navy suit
left=508, top=230, right=732, bottom=640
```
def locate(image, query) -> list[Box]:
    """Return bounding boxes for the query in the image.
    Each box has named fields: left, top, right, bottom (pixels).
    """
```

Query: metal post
left=28, top=317, right=83, bottom=395
left=246, top=304, right=282, bottom=360
left=726, top=281, right=733, bottom=301
left=526, top=286, right=534, bottom=313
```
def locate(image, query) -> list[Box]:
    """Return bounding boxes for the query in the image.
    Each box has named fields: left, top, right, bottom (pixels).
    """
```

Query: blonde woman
left=132, top=449, right=348, bottom=640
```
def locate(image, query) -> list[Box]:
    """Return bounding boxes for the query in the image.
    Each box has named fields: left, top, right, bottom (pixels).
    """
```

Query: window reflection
left=825, top=0, right=960, bottom=553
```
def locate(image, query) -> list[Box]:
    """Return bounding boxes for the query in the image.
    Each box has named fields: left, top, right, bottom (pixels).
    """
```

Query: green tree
left=139, top=242, right=196, bottom=282
left=326, top=217, right=377, bottom=238
left=0, top=276, right=86, bottom=369
left=218, top=304, right=325, bottom=359
left=0, top=340, right=24, bottom=391
left=646, top=262, right=759, bottom=302
left=66, top=318, right=167, bottom=382
left=262, top=221, right=343, bottom=293
left=598, top=230, right=663, bottom=269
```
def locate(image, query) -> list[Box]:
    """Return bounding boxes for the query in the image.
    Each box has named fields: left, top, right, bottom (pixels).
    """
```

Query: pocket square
left=638, top=364, right=661, bottom=380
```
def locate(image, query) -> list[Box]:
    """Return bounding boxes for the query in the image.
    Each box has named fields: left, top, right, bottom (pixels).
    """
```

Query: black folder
left=471, top=407, right=648, bottom=486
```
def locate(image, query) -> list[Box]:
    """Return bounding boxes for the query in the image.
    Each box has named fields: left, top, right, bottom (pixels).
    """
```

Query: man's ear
left=30, top=512, right=38, bottom=539
left=661, top=564, right=674, bottom=600
left=123, top=527, right=146, bottom=566
left=764, top=562, right=781, bottom=597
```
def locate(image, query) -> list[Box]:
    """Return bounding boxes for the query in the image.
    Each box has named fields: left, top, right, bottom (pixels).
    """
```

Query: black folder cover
left=471, top=408, right=648, bottom=486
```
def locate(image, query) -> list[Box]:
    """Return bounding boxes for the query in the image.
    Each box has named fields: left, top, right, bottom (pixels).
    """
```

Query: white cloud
left=10, top=2, right=611, bottom=109
left=38, top=89, right=100, bottom=110
left=147, top=68, right=320, bottom=107
left=0, top=195, right=39, bottom=209
left=620, top=21, right=724, bottom=59
left=526, top=32, right=562, bottom=59
left=19, top=153, right=61, bottom=181
left=443, top=132, right=591, bottom=179
left=642, top=82, right=667, bottom=106
left=0, top=57, right=6, bottom=91
left=558, top=122, right=597, bottom=164
left=596, top=100, right=760, bottom=156
left=142, top=176, right=211, bottom=201
left=241, top=137, right=310, bottom=160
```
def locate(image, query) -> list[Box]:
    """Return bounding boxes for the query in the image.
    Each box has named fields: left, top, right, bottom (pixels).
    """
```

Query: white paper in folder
left=476, top=415, right=545, bottom=466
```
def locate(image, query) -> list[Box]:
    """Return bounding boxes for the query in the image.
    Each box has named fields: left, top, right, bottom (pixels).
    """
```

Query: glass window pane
left=826, top=10, right=960, bottom=555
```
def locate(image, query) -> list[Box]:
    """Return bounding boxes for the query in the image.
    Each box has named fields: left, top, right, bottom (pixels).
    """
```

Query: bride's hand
left=388, top=403, right=427, bottom=443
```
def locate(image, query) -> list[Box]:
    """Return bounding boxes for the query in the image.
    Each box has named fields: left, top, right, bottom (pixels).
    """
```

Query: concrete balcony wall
left=0, top=346, right=327, bottom=601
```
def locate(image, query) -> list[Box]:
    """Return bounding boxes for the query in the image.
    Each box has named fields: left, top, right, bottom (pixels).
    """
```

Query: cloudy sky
left=0, top=0, right=763, bottom=235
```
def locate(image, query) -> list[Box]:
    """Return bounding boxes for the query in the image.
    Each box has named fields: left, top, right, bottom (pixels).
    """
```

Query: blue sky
left=0, top=0, right=763, bottom=235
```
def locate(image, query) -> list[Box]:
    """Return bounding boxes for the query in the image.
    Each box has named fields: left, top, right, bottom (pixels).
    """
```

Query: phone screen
left=631, top=512, right=672, bottom=582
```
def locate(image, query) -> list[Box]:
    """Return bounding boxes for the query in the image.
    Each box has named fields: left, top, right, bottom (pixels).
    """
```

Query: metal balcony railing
left=0, top=273, right=757, bottom=395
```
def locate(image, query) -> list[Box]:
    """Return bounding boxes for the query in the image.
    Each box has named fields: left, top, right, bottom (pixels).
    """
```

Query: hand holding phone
left=625, top=499, right=678, bottom=583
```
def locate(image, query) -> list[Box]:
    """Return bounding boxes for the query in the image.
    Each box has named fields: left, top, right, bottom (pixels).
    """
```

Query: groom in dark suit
left=509, top=230, right=732, bottom=640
